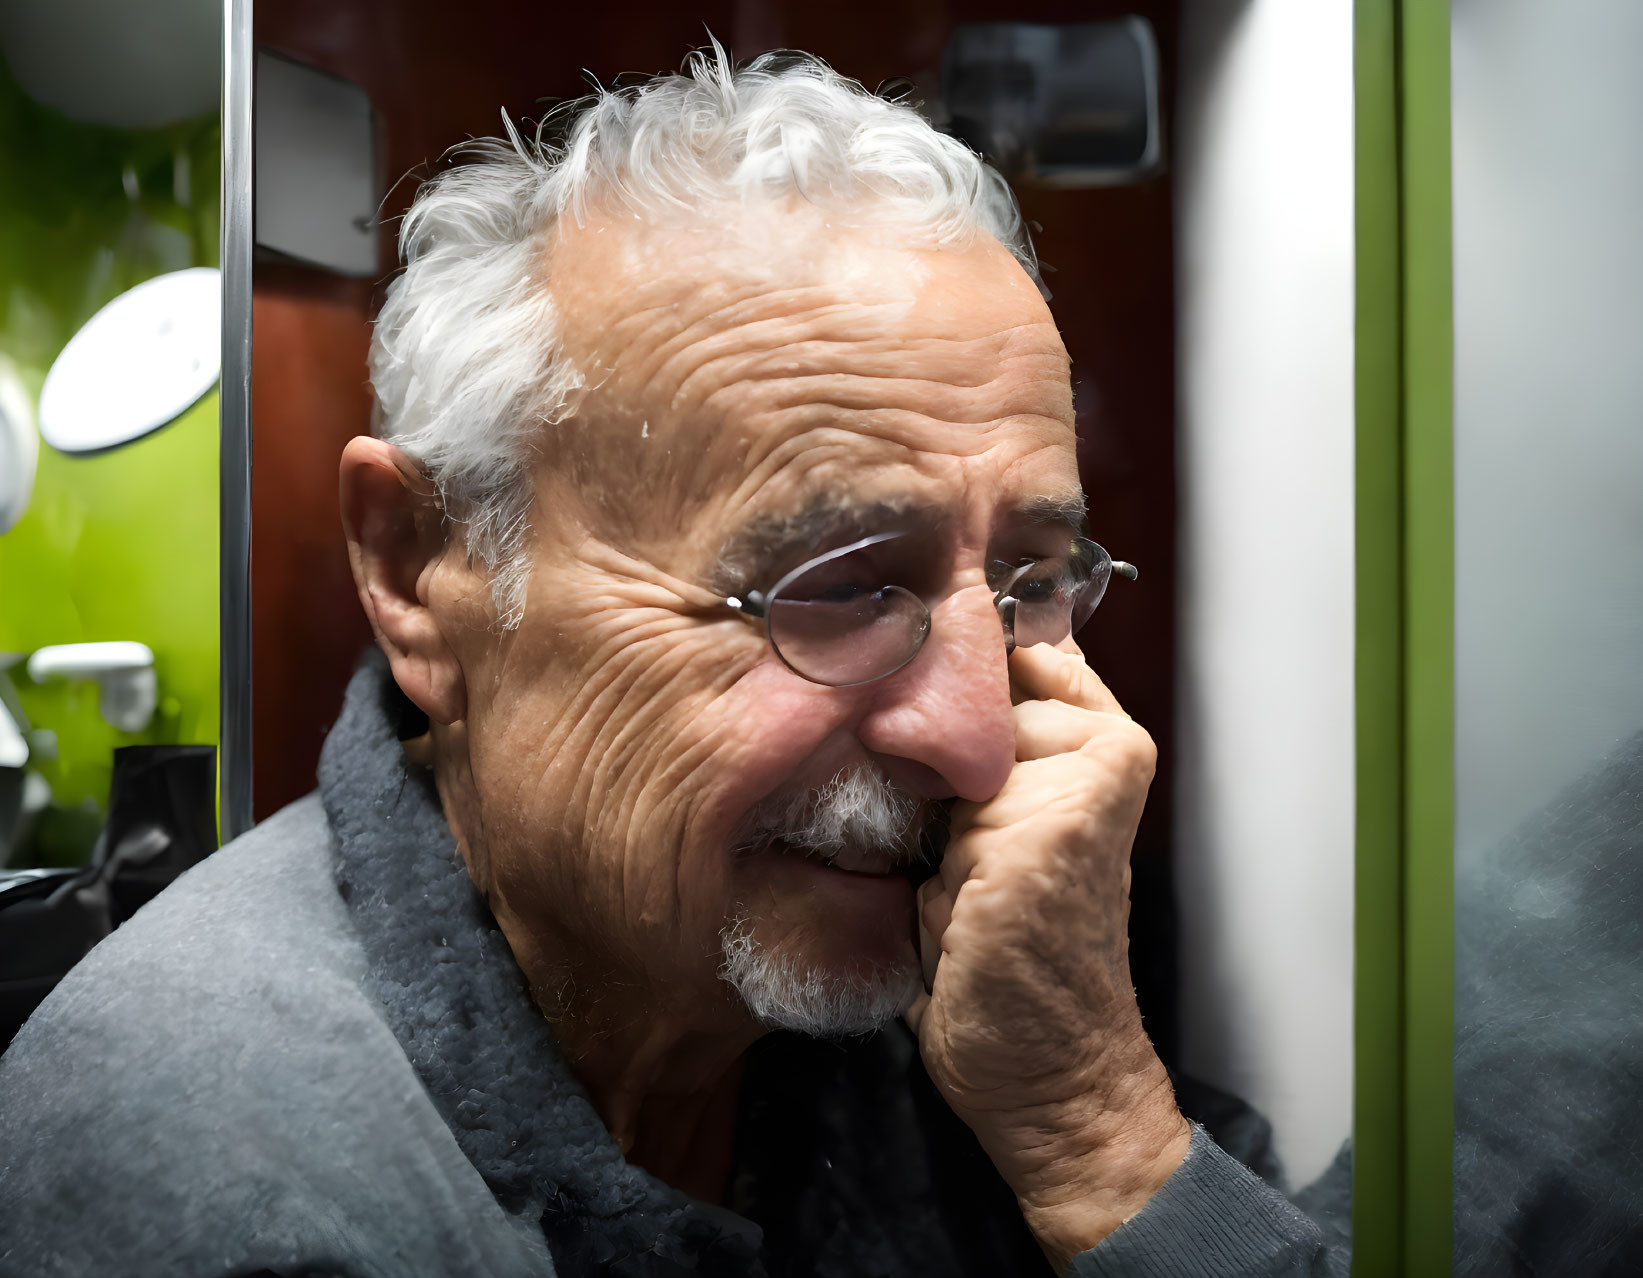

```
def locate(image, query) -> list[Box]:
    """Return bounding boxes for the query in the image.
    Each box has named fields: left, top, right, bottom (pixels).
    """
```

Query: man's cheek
left=520, top=616, right=730, bottom=779
left=588, top=629, right=762, bottom=792
left=652, top=667, right=847, bottom=853
left=691, top=661, right=855, bottom=806
left=551, top=634, right=765, bottom=871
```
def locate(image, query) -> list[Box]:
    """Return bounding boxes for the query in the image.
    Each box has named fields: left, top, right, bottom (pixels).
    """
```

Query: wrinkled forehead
left=540, top=202, right=1078, bottom=558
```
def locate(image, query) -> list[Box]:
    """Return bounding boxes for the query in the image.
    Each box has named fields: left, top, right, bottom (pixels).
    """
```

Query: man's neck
left=427, top=739, right=764, bottom=1201
left=610, top=1051, right=750, bottom=1203
left=497, top=900, right=764, bottom=1202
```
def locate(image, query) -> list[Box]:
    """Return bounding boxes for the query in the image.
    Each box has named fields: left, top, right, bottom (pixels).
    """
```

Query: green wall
left=0, top=58, right=219, bottom=866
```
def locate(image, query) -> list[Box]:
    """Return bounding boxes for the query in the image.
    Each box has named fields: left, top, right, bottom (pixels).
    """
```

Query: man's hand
left=904, top=643, right=1191, bottom=1273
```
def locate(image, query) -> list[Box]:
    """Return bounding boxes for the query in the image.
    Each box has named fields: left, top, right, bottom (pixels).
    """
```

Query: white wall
left=1172, top=0, right=1357, bottom=1188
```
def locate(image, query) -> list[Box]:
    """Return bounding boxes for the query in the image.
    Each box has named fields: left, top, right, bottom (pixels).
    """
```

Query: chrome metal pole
left=219, top=0, right=254, bottom=841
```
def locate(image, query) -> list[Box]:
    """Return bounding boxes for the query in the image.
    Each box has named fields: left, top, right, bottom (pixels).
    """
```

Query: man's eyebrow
left=710, top=490, right=1089, bottom=592
left=713, top=494, right=947, bottom=592
left=1013, top=492, right=1089, bottom=530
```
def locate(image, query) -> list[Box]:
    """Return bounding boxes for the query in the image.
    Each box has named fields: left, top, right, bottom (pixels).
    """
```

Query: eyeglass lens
left=764, top=536, right=1114, bottom=687
left=767, top=587, right=929, bottom=686
left=995, top=540, right=1113, bottom=650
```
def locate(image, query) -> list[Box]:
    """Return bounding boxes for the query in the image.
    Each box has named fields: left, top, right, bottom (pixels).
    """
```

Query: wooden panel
left=249, top=267, right=373, bottom=815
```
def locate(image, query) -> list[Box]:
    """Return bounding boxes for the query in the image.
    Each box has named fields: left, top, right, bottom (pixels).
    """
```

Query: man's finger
left=902, top=989, right=931, bottom=1037
left=1009, top=643, right=1126, bottom=716
left=1012, top=697, right=1109, bottom=761
left=918, top=877, right=954, bottom=993
left=937, top=820, right=1026, bottom=897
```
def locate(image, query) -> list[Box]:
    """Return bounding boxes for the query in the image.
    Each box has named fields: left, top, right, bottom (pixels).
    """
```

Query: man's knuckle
left=1112, top=721, right=1157, bottom=775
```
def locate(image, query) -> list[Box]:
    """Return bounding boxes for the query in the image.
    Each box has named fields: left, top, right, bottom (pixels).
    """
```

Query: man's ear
left=339, top=436, right=467, bottom=725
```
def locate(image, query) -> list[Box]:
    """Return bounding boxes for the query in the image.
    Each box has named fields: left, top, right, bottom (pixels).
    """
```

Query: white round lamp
left=38, top=267, right=221, bottom=456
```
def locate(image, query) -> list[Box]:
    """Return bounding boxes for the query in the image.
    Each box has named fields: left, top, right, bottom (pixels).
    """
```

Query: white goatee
left=718, top=766, right=932, bottom=1038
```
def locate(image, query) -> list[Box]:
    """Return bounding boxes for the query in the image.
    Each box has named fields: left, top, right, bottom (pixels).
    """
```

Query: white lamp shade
left=38, top=267, right=221, bottom=455
left=0, top=358, right=36, bottom=533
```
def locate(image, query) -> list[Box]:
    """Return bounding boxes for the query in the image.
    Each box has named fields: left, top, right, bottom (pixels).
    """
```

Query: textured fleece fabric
left=1445, top=731, right=1643, bottom=1276
left=1, top=655, right=1348, bottom=1276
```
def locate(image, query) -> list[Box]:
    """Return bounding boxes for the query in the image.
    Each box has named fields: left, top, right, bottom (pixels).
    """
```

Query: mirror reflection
left=1451, top=0, right=1643, bottom=1271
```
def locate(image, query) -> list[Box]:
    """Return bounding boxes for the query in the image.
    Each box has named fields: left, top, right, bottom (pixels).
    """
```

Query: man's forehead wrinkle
left=694, top=390, right=1071, bottom=453
left=597, top=276, right=871, bottom=362
left=625, top=293, right=917, bottom=416
left=551, top=212, right=912, bottom=365
left=699, top=386, right=1073, bottom=530
left=564, top=275, right=914, bottom=439
left=551, top=218, right=1062, bottom=412
left=670, top=324, right=1065, bottom=412
left=655, top=294, right=1065, bottom=376
left=667, top=334, right=1072, bottom=449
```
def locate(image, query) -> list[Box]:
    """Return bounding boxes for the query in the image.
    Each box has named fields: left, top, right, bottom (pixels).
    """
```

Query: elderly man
left=0, top=48, right=1341, bottom=1277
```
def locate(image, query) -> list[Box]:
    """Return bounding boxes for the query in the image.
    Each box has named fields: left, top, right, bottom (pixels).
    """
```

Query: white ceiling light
left=38, top=267, right=220, bottom=456
left=0, top=357, right=37, bottom=533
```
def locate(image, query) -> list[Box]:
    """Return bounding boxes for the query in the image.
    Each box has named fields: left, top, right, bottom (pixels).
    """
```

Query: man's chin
left=732, top=839, right=921, bottom=973
left=717, top=915, right=923, bottom=1039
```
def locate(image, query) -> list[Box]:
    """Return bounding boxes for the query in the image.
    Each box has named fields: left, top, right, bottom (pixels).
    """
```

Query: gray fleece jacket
left=0, top=658, right=1341, bottom=1277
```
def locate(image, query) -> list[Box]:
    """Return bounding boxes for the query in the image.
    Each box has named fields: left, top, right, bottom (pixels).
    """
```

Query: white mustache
left=732, top=766, right=933, bottom=864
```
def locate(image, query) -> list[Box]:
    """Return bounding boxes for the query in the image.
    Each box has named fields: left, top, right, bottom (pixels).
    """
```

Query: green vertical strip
left=1352, top=0, right=1406, bottom=1272
left=1355, top=0, right=1456, bottom=1271
left=1397, top=1, right=1455, bottom=1273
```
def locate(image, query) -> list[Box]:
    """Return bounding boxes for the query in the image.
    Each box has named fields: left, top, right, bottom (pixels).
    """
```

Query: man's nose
left=854, top=583, right=1016, bottom=802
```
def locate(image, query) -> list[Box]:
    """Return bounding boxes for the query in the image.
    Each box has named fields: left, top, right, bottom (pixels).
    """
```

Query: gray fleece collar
left=317, top=652, right=764, bottom=1275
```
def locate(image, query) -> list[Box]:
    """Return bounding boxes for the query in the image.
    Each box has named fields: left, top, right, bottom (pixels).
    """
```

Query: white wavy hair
left=368, top=42, right=1037, bottom=627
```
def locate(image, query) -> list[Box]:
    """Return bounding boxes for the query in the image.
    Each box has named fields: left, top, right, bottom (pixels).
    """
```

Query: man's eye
left=776, top=543, right=894, bottom=603
left=1015, top=573, right=1063, bottom=602
left=996, top=554, right=1073, bottom=598
left=790, top=579, right=874, bottom=604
